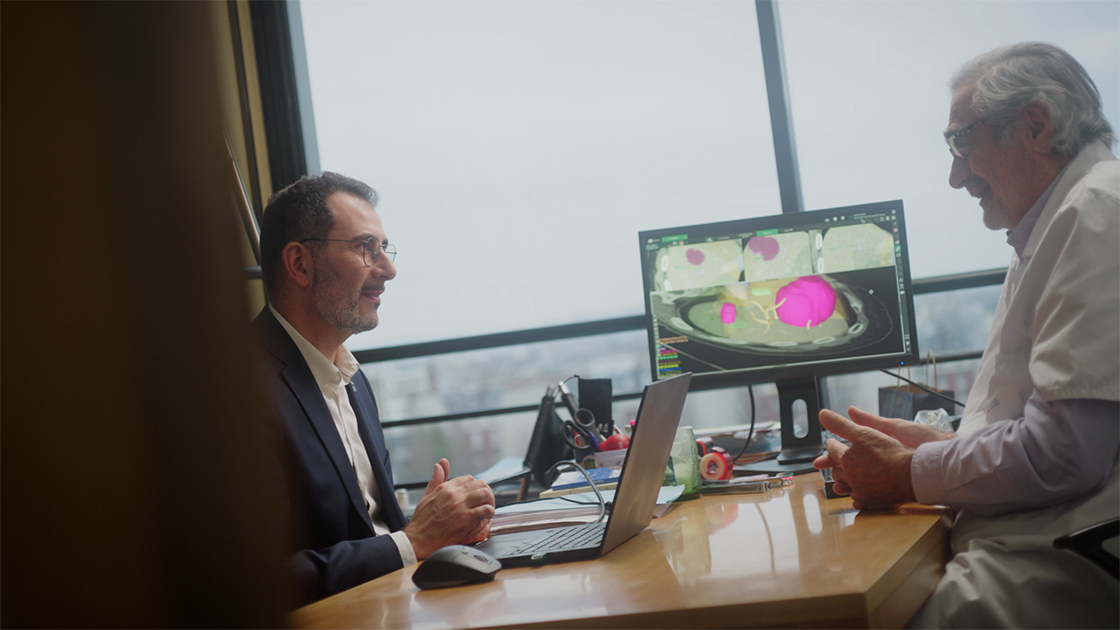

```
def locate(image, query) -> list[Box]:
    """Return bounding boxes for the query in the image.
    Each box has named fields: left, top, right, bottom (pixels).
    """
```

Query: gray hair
left=949, top=42, right=1114, bottom=155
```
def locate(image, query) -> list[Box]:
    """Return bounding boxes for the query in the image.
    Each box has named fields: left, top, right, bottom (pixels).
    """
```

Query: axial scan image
left=649, top=270, right=896, bottom=357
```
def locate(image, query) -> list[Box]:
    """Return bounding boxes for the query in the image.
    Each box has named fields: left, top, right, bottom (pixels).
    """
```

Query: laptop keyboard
left=514, top=521, right=607, bottom=555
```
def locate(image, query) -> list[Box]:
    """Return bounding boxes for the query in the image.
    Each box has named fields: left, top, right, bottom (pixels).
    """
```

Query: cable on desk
left=544, top=460, right=607, bottom=523
left=730, top=384, right=757, bottom=464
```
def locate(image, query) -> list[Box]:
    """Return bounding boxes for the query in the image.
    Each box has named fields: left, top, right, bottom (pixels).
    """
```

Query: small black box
left=578, top=378, right=613, bottom=438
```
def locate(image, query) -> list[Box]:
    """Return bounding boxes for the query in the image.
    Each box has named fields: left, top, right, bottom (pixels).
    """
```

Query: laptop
left=474, top=372, right=692, bottom=568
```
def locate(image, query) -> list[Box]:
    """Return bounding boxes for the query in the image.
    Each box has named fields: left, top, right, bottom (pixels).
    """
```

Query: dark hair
left=259, top=172, right=379, bottom=298
left=950, top=42, right=1114, bottom=155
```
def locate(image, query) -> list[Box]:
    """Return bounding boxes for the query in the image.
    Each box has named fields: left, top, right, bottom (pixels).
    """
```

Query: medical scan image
left=819, top=224, right=896, bottom=273
left=642, top=203, right=912, bottom=378
left=656, top=240, right=743, bottom=291
left=652, top=223, right=896, bottom=297
left=648, top=268, right=898, bottom=358
left=742, top=232, right=813, bottom=281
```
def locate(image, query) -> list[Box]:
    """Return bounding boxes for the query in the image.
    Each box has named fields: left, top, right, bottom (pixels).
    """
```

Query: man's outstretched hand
left=404, top=458, right=496, bottom=559
left=812, top=407, right=949, bottom=510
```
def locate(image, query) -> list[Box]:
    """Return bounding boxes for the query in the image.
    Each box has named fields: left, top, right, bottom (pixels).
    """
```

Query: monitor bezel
left=638, top=199, right=921, bottom=392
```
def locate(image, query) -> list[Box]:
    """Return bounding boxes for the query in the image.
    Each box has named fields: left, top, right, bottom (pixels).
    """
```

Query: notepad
left=490, top=486, right=686, bottom=534
left=549, top=467, right=620, bottom=491
left=540, top=482, right=619, bottom=498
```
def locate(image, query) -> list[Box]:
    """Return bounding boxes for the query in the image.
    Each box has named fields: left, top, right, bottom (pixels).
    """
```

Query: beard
left=966, top=177, right=1007, bottom=231
left=311, top=259, right=379, bottom=335
left=979, top=191, right=1014, bottom=231
left=980, top=199, right=1002, bottom=231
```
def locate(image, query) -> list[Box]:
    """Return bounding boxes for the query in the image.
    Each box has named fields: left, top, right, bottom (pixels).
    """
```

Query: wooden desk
left=292, top=473, right=951, bottom=629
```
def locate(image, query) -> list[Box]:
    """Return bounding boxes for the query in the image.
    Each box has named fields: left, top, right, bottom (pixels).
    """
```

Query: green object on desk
left=665, top=426, right=702, bottom=495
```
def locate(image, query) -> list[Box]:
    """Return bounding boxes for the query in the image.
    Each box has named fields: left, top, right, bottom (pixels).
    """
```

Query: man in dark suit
left=254, top=172, right=495, bottom=602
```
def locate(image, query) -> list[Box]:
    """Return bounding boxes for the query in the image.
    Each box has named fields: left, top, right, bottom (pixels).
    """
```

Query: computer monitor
left=638, top=200, right=919, bottom=474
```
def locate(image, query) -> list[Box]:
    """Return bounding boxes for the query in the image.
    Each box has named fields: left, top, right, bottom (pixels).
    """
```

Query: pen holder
left=665, top=426, right=702, bottom=496
left=591, top=449, right=627, bottom=470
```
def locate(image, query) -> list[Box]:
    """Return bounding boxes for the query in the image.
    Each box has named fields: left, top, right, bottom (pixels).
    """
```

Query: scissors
left=561, top=408, right=601, bottom=452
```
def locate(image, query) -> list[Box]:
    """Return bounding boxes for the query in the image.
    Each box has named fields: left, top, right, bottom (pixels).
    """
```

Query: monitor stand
left=735, top=376, right=828, bottom=477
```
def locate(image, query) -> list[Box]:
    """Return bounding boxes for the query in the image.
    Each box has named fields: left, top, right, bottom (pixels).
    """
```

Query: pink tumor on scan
left=686, top=248, right=705, bottom=265
left=720, top=302, right=737, bottom=324
left=747, top=236, right=780, bottom=262
left=775, top=275, right=836, bottom=328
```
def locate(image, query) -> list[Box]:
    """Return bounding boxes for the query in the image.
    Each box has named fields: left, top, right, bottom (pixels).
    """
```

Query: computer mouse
left=412, top=545, right=502, bottom=589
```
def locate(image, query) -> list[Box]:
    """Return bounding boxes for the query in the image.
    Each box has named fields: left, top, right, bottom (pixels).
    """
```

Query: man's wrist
left=910, top=441, right=948, bottom=505
left=390, top=530, right=417, bottom=566
left=900, top=450, right=917, bottom=504
left=402, top=525, right=431, bottom=560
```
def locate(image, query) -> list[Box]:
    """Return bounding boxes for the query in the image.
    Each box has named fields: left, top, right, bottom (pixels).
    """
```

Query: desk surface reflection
left=292, top=473, right=951, bottom=629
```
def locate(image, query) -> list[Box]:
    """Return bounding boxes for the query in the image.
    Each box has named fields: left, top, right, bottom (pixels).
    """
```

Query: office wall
left=2, top=2, right=291, bottom=626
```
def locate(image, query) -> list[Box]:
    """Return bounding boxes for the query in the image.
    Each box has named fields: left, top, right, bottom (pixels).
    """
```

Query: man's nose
left=375, top=255, right=397, bottom=280
left=949, top=156, right=970, bottom=189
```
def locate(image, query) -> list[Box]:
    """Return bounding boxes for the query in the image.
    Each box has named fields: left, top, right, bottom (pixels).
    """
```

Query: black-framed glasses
left=299, top=236, right=396, bottom=267
left=946, top=120, right=981, bottom=161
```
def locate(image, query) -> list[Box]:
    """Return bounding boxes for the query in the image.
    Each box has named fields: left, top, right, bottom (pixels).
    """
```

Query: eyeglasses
left=946, top=120, right=981, bottom=161
left=299, top=236, right=396, bottom=267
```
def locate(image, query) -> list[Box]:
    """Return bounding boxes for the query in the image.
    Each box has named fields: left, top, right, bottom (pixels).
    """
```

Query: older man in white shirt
left=814, top=42, right=1119, bottom=628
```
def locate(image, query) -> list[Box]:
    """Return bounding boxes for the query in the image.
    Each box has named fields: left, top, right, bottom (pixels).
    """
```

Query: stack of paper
left=489, top=486, right=685, bottom=535
left=540, top=468, right=621, bottom=498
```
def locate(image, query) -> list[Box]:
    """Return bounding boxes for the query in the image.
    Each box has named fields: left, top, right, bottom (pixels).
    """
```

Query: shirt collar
left=268, top=304, right=360, bottom=388
left=1006, top=160, right=1070, bottom=258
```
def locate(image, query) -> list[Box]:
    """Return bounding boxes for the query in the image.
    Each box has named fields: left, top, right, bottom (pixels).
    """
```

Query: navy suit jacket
left=253, top=308, right=408, bottom=602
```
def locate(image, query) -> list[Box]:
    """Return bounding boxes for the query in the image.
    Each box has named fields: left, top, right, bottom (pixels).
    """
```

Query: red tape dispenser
left=699, top=446, right=733, bottom=481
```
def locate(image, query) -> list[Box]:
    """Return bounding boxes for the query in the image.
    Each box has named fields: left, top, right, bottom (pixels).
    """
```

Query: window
left=781, top=0, right=1120, bottom=278
left=287, top=1, right=1117, bottom=485
left=301, top=0, right=780, bottom=350
left=363, top=330, right=650, bottom=422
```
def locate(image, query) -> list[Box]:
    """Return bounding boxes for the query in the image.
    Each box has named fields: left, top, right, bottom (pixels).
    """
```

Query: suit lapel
left=348, top=374, right=407, bottom=531
left=256, top=308, right=374, bottom=530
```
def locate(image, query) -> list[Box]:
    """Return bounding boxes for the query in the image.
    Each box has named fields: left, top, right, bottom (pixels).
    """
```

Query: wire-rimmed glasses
left=299, top=236, right=396, bottom=267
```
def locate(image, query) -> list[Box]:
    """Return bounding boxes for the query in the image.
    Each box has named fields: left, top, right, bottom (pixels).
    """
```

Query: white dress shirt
left=270, top=305, right=416, bottom=566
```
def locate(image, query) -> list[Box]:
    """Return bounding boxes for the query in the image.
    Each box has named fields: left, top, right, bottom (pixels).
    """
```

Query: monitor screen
left=638, top=200, right=919, bottom=391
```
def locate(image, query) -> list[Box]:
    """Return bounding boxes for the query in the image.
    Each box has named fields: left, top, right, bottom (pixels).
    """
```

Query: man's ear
left=281, top=242, right=314, bottom=290
left=1021, top=102, right=1055, bottom=154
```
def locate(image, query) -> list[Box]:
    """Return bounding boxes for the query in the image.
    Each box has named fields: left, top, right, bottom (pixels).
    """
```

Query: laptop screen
left=600, top=372, right=691, bottom=554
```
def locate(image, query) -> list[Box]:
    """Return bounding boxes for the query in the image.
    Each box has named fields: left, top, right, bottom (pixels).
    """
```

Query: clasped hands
left=404, top=458, right=496, bottom=560
left=813, top=407, right=953, bottom=510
